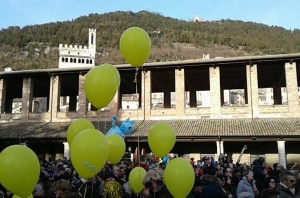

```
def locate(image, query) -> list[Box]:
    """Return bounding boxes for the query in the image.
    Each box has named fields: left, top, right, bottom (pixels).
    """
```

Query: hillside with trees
left=0, top=10, right=300, bottom=70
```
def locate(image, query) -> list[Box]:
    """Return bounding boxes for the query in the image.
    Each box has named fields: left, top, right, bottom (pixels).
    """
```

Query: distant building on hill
left=58, top=28, right=96, bottom=68
left=193, top=14, right=206, bottom=22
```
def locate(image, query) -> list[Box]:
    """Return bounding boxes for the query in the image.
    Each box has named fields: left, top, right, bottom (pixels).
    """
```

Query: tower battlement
left=59, top=44, right=89, bottom=50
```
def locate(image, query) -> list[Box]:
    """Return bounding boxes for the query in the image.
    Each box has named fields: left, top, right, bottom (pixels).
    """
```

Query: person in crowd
left=268, top=163, right=281, bottom=183
left=108, top=165, right=125, bottom=186
left=223, top=167, right=237, bottom=198
left=236, top=169, right=259, bottom=198
left=142, top=169, right=172, bottom=198
left=252, top=157, right=267, bottom=193
left=125, top=161, right=134, bottom=182
left=276, top=171, right=296, bottom=198
left=187, top=177, right=202, bottom=198
left=51, top=179, right=71, bottom=198
left=201, top=166, right=226, bottom=198
left=261, top=176, right=279, bottom=198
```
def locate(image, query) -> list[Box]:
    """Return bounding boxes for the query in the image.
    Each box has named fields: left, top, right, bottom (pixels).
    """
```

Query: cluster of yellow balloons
left=0, top=145, right=40, bottom=198
left=67, top=119, right=126, bottom=179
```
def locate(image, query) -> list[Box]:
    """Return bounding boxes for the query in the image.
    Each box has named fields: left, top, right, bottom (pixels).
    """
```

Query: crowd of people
left=1, top=151, right=300, bottom=198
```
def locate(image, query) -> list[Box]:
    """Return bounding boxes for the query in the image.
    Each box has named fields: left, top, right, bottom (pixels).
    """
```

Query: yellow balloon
left=120, top=27, right=151, bottom=67
left=164, top=158, right=195, bottom=198
left=148, top=122, right=176, bottom=158
left=84, top=65, right=119, bottom=109
left=0, top=145, right=40, bottom=198
left=67, top=119, right=95, bottom=146
left=13, top=194, right=33, bottom=198
left=70, top=129, right=109, bottom=179
left=129, top=167, right=147, bottom=193
left=101, top=64, right=121, bottom=87
left=107, top=134, right=126, bottom=164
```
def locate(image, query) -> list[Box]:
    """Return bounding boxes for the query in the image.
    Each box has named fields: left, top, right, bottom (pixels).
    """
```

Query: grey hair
left=280, top=171, right=295, bottom=182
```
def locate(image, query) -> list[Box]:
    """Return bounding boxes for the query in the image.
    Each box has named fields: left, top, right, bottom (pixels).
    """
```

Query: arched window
left=82, top=59, right=84, bottom=63
left=91, top=33, right=94, bottom=45
left=74, top=58, right=77, bottom=63
left=70, top=58, right=73, bottom=63
left=86, top=59, right=89, bottom=64
left=62, top=57, right=65, bottom=62
left=78, top=59, right=81, bottom=63
left=90, top=59, right=92, bottom=64
left=66, top=58, right=68, bottom=62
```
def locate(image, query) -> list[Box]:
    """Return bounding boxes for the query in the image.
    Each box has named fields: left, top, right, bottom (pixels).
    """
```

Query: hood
left=253, top=159, right=260, bottom=166
left=200, top=175, right=223, bottom=186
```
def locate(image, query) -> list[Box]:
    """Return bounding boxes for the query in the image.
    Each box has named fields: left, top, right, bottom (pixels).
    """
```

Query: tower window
left=65, top=58, right=68, bottom=62
left=62, top=57, right=65, bottom=62
left=70, top=58, right=73, bottom=63
left=79, top=59, right=81, bottom=63
left=91, top=33, right=94, bottom=45
left=74, top=59, right=77, bottom=63
left=86, top=59, right=89, bottom=64
left=90, top=59, right=92, bottom=64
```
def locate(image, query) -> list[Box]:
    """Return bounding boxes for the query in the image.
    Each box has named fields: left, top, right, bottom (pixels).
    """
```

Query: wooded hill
left=1, top=10, right=300, bottom=70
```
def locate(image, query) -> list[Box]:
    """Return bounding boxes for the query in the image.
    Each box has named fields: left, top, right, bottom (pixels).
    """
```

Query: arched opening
left=78, top=59, right=81, bottom=63
left=90, top=59, right=92, bottom=64
left=82, top=59, right=84, bottom=63
left=70, top=58, right=73, bottom=63
left=74, top=59, right=77, bottom=63
left=91, top=33, right=94, bottom=45
left=62, top=58, right=65, bottom=62
left=65, top=58, right=68, bottom=62
left=86, top=59, right=89, bottom=64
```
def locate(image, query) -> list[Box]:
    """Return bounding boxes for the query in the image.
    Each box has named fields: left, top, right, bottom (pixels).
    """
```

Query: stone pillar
left=142, top=71, right=151, bottom=118
left=285, top=62, right=298, bottom=113
left=109, top=89, right=119, bottom=119
left=164, top=90, right=171, bottom=108
left=63, top=142, right=70, bottom=160
left=209, top=66, right=221, bottom=116
left=0, top=79, right=7, bottom=113
left=175, top=69, right=185, bottom=115
left=190, top=89, right=197, bottom=107
left=216, top=141, right=221, bottom=155
left=277, top=141, right=287, bottom=168
left=49, top=76, right=60, bottom=120
left=220, top=141, right=224, bottom=154
left=247, top=64, right=259, bottom=117
left=78, top=74, right=87, bottom=117
left=21, top=78, right=33, bottom=121
left=69, top=96, right=77, bottom=111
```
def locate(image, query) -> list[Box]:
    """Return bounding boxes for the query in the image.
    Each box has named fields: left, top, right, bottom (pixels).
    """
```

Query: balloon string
left=97, top=108, right=100, bottom=130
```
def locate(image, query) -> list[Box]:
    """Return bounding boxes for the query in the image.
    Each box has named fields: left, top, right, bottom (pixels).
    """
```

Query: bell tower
left=89, top=28, right=97, bottom=57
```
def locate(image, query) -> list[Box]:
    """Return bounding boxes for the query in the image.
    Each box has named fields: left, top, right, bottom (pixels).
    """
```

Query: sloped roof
left=1, top=118, right=300, bottom=140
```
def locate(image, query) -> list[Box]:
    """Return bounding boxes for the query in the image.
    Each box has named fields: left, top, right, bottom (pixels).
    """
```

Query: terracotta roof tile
left=1, top=118, right=300, bottom=139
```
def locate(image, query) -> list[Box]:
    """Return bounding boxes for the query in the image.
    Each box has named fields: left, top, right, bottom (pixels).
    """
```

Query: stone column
left=21, top=78, right=33, bottom=121
left=142, top=71, right=151, bottom=119
left=0, top=79, right=7, bottom=113
left=78, top=74, right=87, bottom=117
left=220, top=141, right=224, bottom=154
left=216, top=141, right=221, bottom=155
left=277, top=141, right=287, bottom=168
left=109, top=89, right=119, bottom=119
left=247, top=64, right=259, bottom=117
left=210, top=66, right=221, bottom=117
left=63, top=142, right=70, bottom=160
left=285, top=62, right=298, bottom=113
left=49, top=76, right=60, bottom=120
left=175, top=69, right=185, bottom=116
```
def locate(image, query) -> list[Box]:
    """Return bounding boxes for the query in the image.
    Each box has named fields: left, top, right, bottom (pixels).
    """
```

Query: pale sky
left=0, top=0, right=299, bottom=30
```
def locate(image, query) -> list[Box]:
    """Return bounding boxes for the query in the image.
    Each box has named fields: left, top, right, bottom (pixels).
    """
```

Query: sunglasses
left=145, top=179, right=164, bottom=188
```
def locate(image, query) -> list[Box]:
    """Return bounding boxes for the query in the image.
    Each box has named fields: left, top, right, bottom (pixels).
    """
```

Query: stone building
left=58, top=28, right=96, bottom=68
left=1, top=53, right=300, bottom=167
